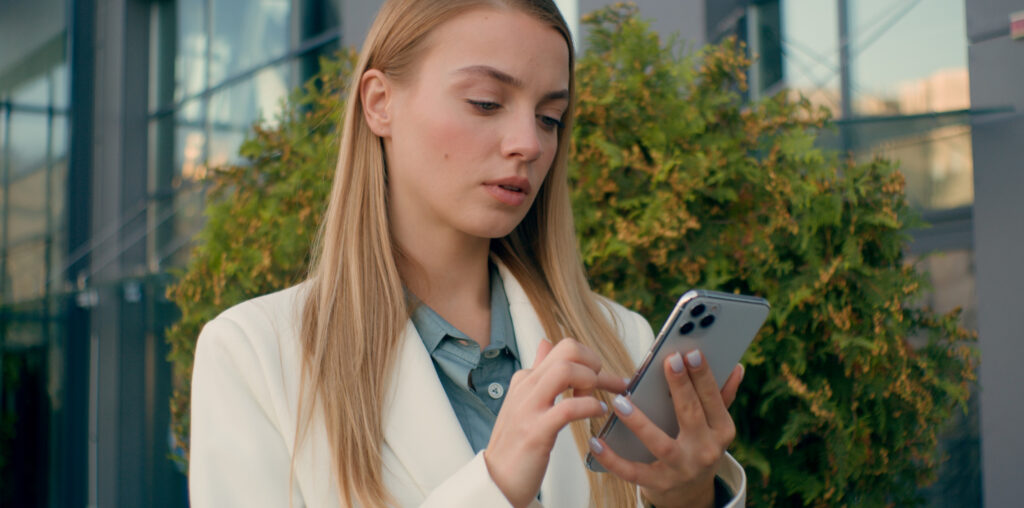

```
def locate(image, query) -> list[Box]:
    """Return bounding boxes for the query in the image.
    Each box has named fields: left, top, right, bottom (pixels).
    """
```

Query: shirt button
left=483, top=349, right=500, bottom=359
left=487, top=382, right=505, bottom=399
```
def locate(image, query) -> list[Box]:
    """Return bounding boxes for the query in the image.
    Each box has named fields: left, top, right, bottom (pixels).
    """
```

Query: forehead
left=413, top=7, right=570, bottom=91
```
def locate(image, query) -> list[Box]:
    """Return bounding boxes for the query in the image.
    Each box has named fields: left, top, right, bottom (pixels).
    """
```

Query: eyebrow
left=454, top=65, right=569, bottom=102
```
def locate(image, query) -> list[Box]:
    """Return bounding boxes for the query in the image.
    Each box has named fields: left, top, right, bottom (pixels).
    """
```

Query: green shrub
left=167, top=5, right=976, bottom=505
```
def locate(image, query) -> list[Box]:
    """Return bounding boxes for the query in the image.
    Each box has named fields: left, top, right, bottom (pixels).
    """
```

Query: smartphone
left=586, top=290, right=770, bottom=472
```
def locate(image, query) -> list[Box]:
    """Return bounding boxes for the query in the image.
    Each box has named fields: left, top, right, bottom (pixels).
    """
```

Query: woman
left=188, top=0, right=747, bottom=506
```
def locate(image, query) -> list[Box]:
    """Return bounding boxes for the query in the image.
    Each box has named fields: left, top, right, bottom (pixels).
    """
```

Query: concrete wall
left=340, top=0, right=707, bottom=52
left=578, top=0, right=706, bottom=48
left=966, top=2, right=1024, bottom=506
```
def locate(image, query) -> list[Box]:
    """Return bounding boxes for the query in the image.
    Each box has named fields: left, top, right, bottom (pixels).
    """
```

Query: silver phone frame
left=586, top=289, right=769, bottom=472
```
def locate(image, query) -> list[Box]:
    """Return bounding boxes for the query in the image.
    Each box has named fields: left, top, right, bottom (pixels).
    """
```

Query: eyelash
left=467, top=100, right=565, bottom=131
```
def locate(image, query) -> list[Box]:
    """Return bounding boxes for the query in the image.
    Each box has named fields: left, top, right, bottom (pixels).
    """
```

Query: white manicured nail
left=589, top=437, right=604, bottom=454
left=669, top=352, right=685, bottom=373
left=613, top=394, right=634, bottom=416
left=686, top=349, right=703, bottom=368
left=600, top=401, right=608, bottom=413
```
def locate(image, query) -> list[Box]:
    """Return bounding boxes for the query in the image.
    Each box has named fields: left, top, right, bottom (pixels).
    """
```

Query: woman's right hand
left=483, top=338, right=627, bottom=508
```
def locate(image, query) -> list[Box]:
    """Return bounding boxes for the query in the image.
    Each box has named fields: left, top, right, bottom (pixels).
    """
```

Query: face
left=367, top=7, right=571, bottom=245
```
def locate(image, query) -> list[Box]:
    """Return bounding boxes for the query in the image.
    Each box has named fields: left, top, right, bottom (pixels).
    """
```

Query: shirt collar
left=409, top=261, right=519, bottom=359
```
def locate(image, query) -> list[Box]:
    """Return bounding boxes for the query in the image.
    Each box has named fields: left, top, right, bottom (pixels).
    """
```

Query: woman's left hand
left=587, top=350, right=743, bottom=508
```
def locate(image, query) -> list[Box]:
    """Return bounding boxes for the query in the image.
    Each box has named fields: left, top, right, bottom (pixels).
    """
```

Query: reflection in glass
left=176, top=0, right=208, bottom=102
left=208, top=63, right=290, bottom=167
left=10, top=73, right=50, bottom=107
left=9, top=167, right=49, bottom=246
left=8, top=111, right=48, bottom=178
left=52, top=64, right=68, bottom=110
left=210, top=0, right=291, bottom=87
left=848, top=0, right=969, bottom=116
left=859, top=123, right=973, bottom=210
left=780, top=0, right=841, bottom=115
left=8, top=241, right=46, bottom=302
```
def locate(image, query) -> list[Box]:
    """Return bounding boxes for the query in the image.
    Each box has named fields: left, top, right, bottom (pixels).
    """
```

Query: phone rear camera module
left=679, top=321, right=695, bottom=335
left=699, top=315, right=715, bottom=328
left=690, top=304, right=706, bottom=317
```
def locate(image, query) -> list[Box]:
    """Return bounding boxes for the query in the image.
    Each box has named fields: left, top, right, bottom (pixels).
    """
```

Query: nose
left=500, top=111, right=543, bottom=162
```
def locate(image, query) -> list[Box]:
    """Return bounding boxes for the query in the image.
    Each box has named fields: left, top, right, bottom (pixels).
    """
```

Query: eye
left=467, top=100, right=500, bottom=112
left=538, top=115, right=564, bottom=131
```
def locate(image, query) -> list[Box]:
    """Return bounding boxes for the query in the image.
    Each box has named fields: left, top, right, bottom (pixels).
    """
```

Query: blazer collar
left=382, top=258, right=585, bottom=501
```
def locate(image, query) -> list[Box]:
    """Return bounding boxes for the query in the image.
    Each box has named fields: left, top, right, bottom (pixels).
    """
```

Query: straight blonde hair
left=298, top=1, right=638, bottom=505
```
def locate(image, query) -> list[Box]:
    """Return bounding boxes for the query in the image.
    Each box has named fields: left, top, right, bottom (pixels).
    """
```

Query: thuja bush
left=166, top=5, right=976, bottom=505
left=573, top=5, right=975, bottom=506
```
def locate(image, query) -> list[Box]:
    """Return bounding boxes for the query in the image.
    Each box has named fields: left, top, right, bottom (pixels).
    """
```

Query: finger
left=720, top=364, right=744, bottom=408
left=535, top=361, right=600, bottom=401
left=609, top=394, right=684, bottom=465
left=679, top=350, right=733, bottom=432
left=540, top=396, right=608, bottom=435
left=533, top=338, right=554, bottom=367
left=544, top=337, right=604, bottom=374
left=596, top=370, right=629, bottom=394
left=662, top=352, right=707, bottom=429
left=586, top=436, right=658, bottom=487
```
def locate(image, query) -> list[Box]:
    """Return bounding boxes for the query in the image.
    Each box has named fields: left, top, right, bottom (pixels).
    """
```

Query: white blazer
left=189, top=261, right=747, bottom=507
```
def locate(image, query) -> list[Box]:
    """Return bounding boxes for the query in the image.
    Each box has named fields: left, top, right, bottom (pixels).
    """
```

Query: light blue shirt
left=409, top=262, right=520, bottom=454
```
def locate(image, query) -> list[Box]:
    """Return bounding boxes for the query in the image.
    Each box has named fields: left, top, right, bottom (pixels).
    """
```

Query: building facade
left=0, top=0, right=1019, bottom=506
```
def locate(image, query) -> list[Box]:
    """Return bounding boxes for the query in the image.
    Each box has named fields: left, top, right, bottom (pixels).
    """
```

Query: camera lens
left=699, top=315, right=715, bottom=328
left=679, top=321, right=695, bottom=335
left=690, top=304, right=706, bottom=317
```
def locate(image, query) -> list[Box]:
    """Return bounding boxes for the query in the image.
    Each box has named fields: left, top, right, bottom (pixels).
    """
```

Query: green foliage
left=573, top=5, right=976, bottom=506
left=165, top=49, right=357, bottom=456
left=166, top=5, right=976, bottom=505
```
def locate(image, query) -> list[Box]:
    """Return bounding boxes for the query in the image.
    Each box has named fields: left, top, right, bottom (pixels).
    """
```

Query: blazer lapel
left=382, top=320, right=475, bottom=496
left=497, top=261, right=592, bottom=507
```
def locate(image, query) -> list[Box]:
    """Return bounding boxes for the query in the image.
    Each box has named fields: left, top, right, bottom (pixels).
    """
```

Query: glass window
left=891, top=124, right=972, bottom=210
left=176, top=0, right=208, bottom=102
left=848, top=0, right=969, bottom=116
left=780, top=0, right=841, bottom=116
left=755, top=0, right=783, bottom=93
left=209, top=0, right=291, bottom=86
left=207, top=62, right=290, bottom=167
left=10, top=73, right=49, bottom=108
left=7, top=240, right=46, bottom=302
left=51, top=64, right=68, bottom=111
left=8, top=111, right=48, bottom=179
left=9, top=167, right=49, bottom=246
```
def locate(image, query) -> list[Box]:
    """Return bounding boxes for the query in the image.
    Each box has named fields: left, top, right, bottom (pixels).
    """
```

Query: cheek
left=418, top=111, right=491, bottom=165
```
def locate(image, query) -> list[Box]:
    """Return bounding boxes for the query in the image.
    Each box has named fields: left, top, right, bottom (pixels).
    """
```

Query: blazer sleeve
left=189, top=316, right=304, bottom=508
left=615, top=305, right=747, bottom=508
left=416, top=452, right=542, bottom=508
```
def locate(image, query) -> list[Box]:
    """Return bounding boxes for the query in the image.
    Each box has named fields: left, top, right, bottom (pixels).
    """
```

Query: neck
left=393, top=219, right=493, bottom=337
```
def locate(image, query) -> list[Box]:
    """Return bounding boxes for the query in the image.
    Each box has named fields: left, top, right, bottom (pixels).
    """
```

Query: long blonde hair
left=298, top=1, right=637, bottom=506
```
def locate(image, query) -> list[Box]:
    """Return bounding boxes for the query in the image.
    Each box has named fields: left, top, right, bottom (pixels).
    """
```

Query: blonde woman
left=188, top=0, right=747, bottom=506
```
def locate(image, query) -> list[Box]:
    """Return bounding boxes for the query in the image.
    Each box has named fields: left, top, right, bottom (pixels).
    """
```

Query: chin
left=465, top=215, right=527, bottom=240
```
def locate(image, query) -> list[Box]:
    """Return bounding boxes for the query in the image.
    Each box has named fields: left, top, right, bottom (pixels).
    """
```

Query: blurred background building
left=0, top=0, right=1020, bottom=506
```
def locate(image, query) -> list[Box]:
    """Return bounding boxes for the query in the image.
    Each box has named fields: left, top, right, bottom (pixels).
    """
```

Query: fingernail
left=686, top=349, right=703, bottom=368
left=622, top=376, right=632, bottom=387
left=589, top=437, right=604, bottom=454
left=613, top=394, right=634, bottom=416
left=600, top=401, right=608, bottom=413
left=669, top=352, right=685, bottom=373
left=739, top=364, right=745, bottom=381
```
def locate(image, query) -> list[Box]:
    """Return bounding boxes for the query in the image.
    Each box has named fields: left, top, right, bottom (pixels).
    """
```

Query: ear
left=360, top=69, right=393, bottom=138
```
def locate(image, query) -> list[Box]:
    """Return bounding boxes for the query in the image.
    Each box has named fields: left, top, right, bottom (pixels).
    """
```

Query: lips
left=483, top=176, right=532, bottom=207
left=485, top=176, right=532, bottom=196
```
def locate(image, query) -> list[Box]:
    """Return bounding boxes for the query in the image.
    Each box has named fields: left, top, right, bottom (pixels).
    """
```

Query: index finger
left=541, top=337, right=604, bottom=374
left=674, top=350, right=731, bottom=430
